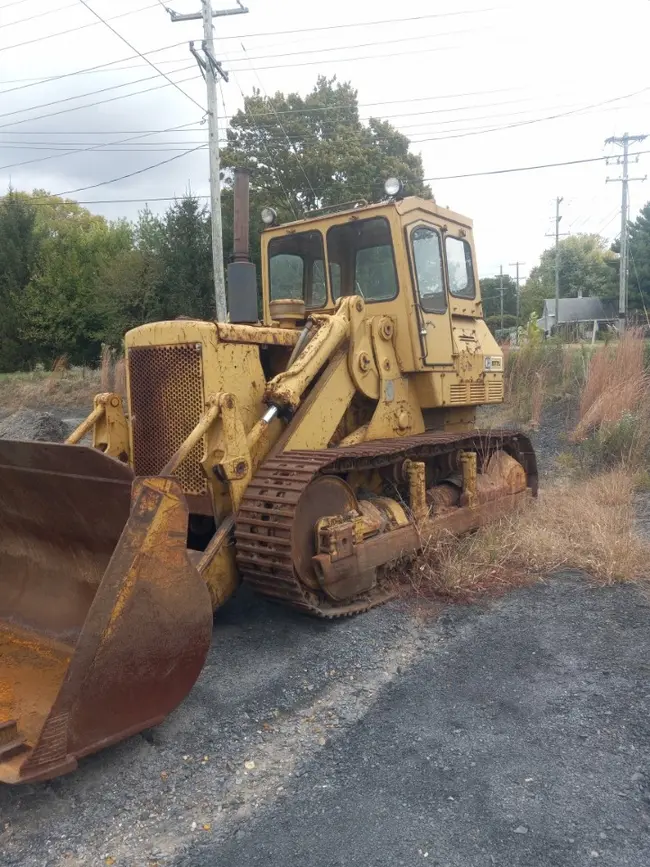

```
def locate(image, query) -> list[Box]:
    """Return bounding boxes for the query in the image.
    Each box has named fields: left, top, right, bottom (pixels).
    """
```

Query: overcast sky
left=1, top=0, right=649, bottom=279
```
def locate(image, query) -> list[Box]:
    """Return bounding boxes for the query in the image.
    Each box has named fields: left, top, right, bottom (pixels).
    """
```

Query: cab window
left=328, top=216, right=398, bottom=303
left=268, top=231, right=327, bottom=308
left=411, top=225, right=445, bottom=314
left=446, top=236, right=476, bottom=299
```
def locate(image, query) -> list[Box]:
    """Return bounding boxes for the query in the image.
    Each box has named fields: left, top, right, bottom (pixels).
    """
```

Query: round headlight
left=261, top=206, right=278, bottom=226
left=384, top=177, right=403, bottom=198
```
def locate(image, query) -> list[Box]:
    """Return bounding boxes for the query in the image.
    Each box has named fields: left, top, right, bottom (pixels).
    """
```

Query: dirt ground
left=1, top=403, right=649, bottom=866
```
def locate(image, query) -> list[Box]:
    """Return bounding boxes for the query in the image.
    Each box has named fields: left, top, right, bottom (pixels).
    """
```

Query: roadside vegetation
left=0, top=349, right=125, bottom=411
left=403, top=329, right=650, bottom=602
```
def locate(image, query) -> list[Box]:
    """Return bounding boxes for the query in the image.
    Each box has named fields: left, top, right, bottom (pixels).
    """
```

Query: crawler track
left=235, top=429, right=537, bottom=618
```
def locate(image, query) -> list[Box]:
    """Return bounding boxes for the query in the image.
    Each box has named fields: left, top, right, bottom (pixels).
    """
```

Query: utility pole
left=606, top=132, right=647, bottom=332
left=499, top=265, right=504, bottom=332
left=545, top=198, right=567, bottom=336
left=167, top=0, right=249, bottom=321
left=509, top=261, right=525, bottom=328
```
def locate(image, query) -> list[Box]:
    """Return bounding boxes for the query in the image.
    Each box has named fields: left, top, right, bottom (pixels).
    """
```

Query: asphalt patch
left=178, top=576, right=650, bottom=867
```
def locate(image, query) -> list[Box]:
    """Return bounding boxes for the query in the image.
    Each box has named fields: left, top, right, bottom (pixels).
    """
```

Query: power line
left=0, top=2, right=160, bottom=54
left=228, top=69, right=298, bottom=219
left=0, top=1, right=78, bottom=30
left=222, top=25, right=487, bottom=65
left=76, top=0, right=206, bottom=113
left=0, top=64, right=194, bottom=123
left=15, top=149, right=650, bottom=210
left=239, top=43, right=318, bottom=205
left=224, top=41, right=461, bottom=72
left=52, top=145, right=205, bottom=197
left=0, top=40, right=187, bottom=96
left=427, top=150, right=650, bottom=181
left=0, top=71, right=201, bottom=131
left=215, top=7, right=499, bottom=41
left=0, top=120, right=204, bottom=172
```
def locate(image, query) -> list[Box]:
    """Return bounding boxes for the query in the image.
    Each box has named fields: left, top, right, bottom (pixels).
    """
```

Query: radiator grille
left=129, top=344, right=207, bottom=495
left=487, top=380, right=504, bottom=402
left=469, top=382, right=486, bottom=403
left=449, top=384, right=467, bottom=404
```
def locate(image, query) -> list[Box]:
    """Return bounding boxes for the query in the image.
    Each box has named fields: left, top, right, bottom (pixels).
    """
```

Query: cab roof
left=262, top=195, right=473, bottom=234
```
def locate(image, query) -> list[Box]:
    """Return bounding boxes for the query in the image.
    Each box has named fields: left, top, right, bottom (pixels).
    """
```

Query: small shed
left=536, top=297, right=618, bottom=337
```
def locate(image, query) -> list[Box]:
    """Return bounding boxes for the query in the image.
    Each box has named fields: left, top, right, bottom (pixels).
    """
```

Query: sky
left=1, top=0, right=649, bottom=281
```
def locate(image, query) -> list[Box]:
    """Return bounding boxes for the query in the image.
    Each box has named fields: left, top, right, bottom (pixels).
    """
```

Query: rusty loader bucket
left=0, top=441, right=213, bottom=784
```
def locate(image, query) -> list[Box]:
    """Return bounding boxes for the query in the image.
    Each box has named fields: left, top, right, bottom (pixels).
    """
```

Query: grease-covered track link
left=235, top=430, right=537, bottom=618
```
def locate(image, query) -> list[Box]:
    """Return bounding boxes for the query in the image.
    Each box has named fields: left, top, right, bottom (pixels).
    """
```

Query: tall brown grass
left=504, top=340, right=589, bottom=424
left=399, top=470, right=649, bottom=602
left=571, top=329, right=648, bottom=442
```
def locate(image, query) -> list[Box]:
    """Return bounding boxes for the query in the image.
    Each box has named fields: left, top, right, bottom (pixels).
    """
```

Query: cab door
left=406, top=222, right=455, bottom=368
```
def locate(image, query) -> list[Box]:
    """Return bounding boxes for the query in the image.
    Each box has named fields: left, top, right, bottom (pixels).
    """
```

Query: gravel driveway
left=2, top=576, right=649, bottom=867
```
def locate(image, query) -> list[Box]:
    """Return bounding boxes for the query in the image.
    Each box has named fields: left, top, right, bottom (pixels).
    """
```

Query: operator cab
left=267, top=214, right=398, bottom=312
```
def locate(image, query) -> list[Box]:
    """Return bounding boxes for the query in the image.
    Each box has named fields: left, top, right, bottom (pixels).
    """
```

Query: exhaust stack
left=232, top=167, right=250, bottom=263
left=227, top=167, right=258, bottom=323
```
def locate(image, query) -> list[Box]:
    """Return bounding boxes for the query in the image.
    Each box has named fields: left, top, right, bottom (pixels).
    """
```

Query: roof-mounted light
left=261, top=206, right=278, bottom=226
left=384, top=177, right=403, bottom=198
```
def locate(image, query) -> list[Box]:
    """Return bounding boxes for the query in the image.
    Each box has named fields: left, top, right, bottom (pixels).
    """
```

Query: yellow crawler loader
left=0, top=171, right=537, bottom=784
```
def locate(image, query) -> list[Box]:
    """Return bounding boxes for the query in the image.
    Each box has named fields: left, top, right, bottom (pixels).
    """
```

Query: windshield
left=268, top=231, right=327, bottom=308
left=327, top=216, right=398, bottom=302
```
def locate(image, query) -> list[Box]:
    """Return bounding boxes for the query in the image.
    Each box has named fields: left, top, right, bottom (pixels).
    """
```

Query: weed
left=397, top=470, right=649, bottom=602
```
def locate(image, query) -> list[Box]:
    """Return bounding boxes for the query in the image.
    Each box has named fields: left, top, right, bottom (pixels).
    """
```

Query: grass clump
left=399, top=470, right=648, bottom=602
left=570, top=330, right=650, bottom=469
left=505, top=339, right=591, bottom=424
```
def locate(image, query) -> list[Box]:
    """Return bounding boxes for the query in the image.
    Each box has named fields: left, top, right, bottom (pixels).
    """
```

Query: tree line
left=481, top=216, right=650, bottom=330
left=1, top=74, right=649, bottom=371
left=0, top=77, right=430, bottom=372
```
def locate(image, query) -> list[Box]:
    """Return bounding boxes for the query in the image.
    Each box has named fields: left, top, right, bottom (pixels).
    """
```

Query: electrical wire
left=0, top=40, right=187, bottom=96
left=227, top=69, right=299, bottom=219
left=0, top=1, right=79, bottom=30
left=0, top=71, right=201, bottom=131
left=0, top=2, right=160, bottom=54
left=0, top=64, right=194, bottom=123
left=75, top=0, right=206, bottom=113
left=427, top=150, right=650, bottom=182
left=16, top=149, right=649, bottom=208
left=222, top=25, right=487, bottom=66
left=238, top=43, right=319, bottom=205
left=0, top=120, right=204, bottom=172
left=214, top=8, right=500, bottom=41
left=52, top=144, right=205, bottom=197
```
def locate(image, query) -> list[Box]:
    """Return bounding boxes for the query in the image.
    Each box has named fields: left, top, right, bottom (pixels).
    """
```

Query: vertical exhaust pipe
left=232, top=167, right=250, bottom=263
left=227, top=168, right=258, bottom=322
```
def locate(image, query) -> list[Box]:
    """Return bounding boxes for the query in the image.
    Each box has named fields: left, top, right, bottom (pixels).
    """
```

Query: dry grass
left=572, top=330, right=648, bottom=442
left=398, top=470, right=649, bottom=603
left=0, top=348, right=126, bottom=412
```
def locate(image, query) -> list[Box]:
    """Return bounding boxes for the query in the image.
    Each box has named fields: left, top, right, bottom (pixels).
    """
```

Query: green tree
left=99, top=207, right=164, bottom=346
left=480, top=274, right=518, bottom=322
left=0, top=189, right=39, bottom=370
left=221, top=76, right=432, bottom=220
left=520, top=234, right=618, bottom=320
left=156, top=196, right=213, bottom=319
left=18, top=192, right=132, bottom=365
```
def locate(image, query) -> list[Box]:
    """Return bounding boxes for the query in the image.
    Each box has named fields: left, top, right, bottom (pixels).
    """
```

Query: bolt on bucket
left=0, top=441, right=213, bottom=784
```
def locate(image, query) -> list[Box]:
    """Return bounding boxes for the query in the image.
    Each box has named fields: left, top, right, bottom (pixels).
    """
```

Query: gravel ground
left=1, top=402, right=649, bottom=866
left=2, top=578, right=649, bottom=867
left=0, top=409, right=69, bottom=442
